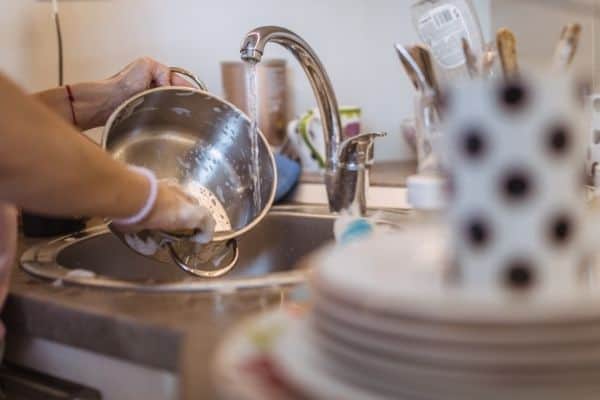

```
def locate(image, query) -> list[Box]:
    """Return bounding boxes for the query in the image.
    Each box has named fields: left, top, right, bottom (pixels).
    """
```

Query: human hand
left=109, top=57, right=196, bottom=107
left=127, top=181, right=216, bottom=240
left=39, top=57, right=199, bottom=130
left=113, top=181, right=216, bottom=257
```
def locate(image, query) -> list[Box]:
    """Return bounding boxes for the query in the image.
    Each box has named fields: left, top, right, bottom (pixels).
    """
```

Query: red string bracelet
left=65, top=85, right=78, bottom=127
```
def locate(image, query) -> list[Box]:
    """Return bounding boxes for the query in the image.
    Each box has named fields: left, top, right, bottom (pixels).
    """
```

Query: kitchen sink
left=21, top=206, right=404, bottom=293
left=21, top=206, right=407, bottom=292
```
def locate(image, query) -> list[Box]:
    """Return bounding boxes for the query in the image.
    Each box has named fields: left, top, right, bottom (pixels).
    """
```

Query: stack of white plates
left=270, top=228, right=600, bottom=400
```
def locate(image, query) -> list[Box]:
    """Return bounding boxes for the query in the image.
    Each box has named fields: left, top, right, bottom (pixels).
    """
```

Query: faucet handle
left=338, top=132, right=387, bottom=169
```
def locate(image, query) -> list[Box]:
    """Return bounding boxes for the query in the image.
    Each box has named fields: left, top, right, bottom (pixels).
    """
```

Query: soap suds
left=121, top=181, right=232, bottom=266
left=125, top=233, right=161, bottom=256
left=183, top=182, right=232, bottom=233
left=65, top=269, right=96, bottom=279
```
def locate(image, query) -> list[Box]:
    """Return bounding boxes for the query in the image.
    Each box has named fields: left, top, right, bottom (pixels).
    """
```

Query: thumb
left=176, top=202, right=216, bottom=242
left=151, top=62, right=172, bottom=87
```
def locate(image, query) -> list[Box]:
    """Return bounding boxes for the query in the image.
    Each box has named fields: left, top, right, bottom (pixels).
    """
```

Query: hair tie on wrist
left=113, top=166, right=158, bottom=226
left=65, top=85, right=78, bottom=127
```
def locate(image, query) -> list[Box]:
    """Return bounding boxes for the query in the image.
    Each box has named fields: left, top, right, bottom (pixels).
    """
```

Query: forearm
left=34, top=78, right=125, bottom=131
left=34, top=57, right=192, bottom=131
left=0, top=73, right=147, bottom=219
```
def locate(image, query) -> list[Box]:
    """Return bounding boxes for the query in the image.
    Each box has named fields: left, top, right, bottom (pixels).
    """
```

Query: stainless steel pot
left=102, top=68, right=277, bottom=277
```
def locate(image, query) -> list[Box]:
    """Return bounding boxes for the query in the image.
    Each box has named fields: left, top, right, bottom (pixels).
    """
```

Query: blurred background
left=0, top=0, right=597, bottom=161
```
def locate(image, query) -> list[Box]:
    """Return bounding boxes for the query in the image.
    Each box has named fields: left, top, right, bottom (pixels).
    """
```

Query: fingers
left=175, top=200, right=216, bottom=233
left=169, top=73, right=197, bottom=88
left=149, top=60, right=172, bottom=87
left=142, top=57, right=197, bottom=88
left=130, top=182, right=216, bottom=236
left=112, top=57, right=198, bottom=93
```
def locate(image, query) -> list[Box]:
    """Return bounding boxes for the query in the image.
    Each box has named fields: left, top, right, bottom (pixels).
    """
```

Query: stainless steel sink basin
left=21, top=206, right=407, bottom=292
left=21, top=208, right=328, bottom=292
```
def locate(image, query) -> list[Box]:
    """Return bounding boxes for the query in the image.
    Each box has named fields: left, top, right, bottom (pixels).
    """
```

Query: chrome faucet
left=240, top=26, right=385, bottom=215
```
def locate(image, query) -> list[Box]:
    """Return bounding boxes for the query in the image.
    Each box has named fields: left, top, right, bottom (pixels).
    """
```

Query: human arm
left=0, top=72, right=209, bottom=232
left=33, top=57, right=193, bottom=130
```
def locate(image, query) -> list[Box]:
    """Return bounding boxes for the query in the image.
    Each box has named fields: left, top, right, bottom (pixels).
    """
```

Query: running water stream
left=245, top=61, right=262, bottom=211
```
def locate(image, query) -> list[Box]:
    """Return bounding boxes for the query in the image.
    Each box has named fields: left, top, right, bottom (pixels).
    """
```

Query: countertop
left=2, top=160, right=415, bottom=399
left=4, top=243, right=291, bottom=399
left=300, top=160, right=416, bottom=187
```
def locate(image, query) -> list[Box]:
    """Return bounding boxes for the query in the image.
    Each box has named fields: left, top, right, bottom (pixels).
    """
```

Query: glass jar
left=414, top=90, right=443, bottom=174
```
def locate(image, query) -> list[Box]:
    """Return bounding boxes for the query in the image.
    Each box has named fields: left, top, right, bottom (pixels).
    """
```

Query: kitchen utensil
left=395, top=44, right=443, bottom=174
left=395, top=44, right=429, bottom=92
left=553, top=23, right=582, bottom=71
left=412, top=45, right=441, bottom=95
left=103, top=68, right=277, bottom=278
left=480, top=45, right=498, bottom=78
left=221, top=59, right=288, bottom=149
left=461, top=37, right=478, bottom=78
left=401, top=45, right=443, bottom=174
left=496, top=27, right=519, bottom=77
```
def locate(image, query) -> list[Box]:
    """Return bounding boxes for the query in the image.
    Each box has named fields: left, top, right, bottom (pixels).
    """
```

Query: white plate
left=312, top=228, right=600, bottom=324
left=273, top=314, right=600, bottom=400
left=305, top=336, right=594, bottom=400
left=216, top=308, right=600, bottom=400
left=314, top=294, right=600, bottom=345
left=215, top=308, right=441, bottom=400
left=312, top=323, right=600, bottom=384
left=313, top=312, right=600, bottom=368
left=272, top=316, right=392, bottom=400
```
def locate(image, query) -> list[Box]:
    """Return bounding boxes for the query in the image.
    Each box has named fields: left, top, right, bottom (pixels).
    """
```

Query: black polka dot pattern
left=546, top=123, right=571, bottom=157
left=461, top=127, right=487, bottom=160
left=465, top=216, right=491, bottom=249
left=548, top=213, right=574, bottom=246
left=498, top=81, right=529, bottom=112
left=505, top=260, right=535, bottom=290
left=500, top=168, right=534, bottom=203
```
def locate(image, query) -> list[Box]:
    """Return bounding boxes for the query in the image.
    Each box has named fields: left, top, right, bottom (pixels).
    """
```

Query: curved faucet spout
left=240, top=26, right=382, bottom=214
left=240, top=26, right=343, bottom=175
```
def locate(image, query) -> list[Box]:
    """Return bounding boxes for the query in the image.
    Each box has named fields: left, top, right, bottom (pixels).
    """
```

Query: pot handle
left=167, top=239, right=239, bottom=278
left=169, top=67, right=209, bottom=91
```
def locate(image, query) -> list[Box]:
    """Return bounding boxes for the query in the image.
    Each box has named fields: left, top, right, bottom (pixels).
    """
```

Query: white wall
left=0, top=0, right=491, bottom=161
left=490, top=0, right=599, bottom=87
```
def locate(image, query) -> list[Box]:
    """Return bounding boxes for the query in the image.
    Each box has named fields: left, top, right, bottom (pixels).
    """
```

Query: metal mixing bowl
left=102, top=71, right=276, bottom=277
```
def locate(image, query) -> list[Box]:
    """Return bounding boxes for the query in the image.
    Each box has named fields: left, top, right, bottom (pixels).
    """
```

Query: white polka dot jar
left=443, top=74, right=593, bottom=295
